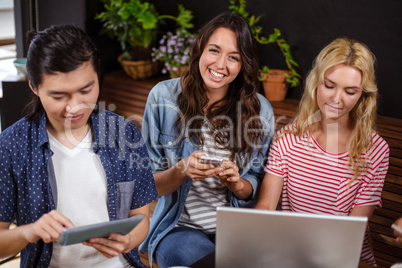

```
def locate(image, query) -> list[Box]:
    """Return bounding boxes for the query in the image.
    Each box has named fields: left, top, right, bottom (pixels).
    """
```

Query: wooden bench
left=100, top=70, right=402, bottom=267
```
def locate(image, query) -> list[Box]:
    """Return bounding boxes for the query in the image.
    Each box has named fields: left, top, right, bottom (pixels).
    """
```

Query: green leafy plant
left=229, top=0, right=301, bottom=87
left=96, top=0, right=194, bottom=61
left=152, top=29, right=197, bottom=78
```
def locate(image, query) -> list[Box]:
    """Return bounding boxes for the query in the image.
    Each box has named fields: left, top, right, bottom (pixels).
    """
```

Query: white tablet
left=59, top=215, right=145, bottom=246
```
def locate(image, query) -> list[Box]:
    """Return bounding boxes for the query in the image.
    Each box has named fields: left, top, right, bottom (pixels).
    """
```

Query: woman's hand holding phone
left=217, top=160, right=240, bottom=185
left=180, top=152, right=252, bottom=200
left=199, top=156, right=223, bottom=167
left=217, top=160, right=253, bottom=200
left=178, top=151, right=221, bottom=181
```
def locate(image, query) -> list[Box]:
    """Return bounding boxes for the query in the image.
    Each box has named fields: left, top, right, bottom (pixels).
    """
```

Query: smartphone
left=199, top=156, right=223, bottom=167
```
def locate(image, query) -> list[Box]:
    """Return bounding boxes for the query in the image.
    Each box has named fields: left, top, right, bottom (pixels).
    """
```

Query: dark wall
left=14, top=0, right=86, bottom=57
left=153, top=0, right=402, bottom=119
left=14, top=0, right=402, bottom=119
left=13, top=0, right=121, bottom=77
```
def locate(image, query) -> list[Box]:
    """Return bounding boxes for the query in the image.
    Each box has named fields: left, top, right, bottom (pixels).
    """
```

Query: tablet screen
left=59, top=215, right=145, bottom=246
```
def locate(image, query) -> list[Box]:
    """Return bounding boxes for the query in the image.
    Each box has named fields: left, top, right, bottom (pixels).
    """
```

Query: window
left=0, top=0, right=16, bottom=59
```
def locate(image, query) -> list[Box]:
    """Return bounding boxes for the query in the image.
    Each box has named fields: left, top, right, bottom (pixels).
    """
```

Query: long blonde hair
left=289, top=37, right=378, bottom=180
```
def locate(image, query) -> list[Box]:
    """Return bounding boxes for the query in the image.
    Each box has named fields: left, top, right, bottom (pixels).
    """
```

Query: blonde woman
left=256, top=37, right=389, bottom=265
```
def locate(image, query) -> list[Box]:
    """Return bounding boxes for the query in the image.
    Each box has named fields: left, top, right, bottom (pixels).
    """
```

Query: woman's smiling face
left=199, top=27, right=242, bottom=95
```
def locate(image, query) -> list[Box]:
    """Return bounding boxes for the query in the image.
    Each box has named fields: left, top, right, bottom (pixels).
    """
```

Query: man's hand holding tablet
left=59, top=215, right=145, bottom=246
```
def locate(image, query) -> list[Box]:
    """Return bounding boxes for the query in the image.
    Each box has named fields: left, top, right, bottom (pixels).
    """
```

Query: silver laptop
left=216, top=207, right=368, bottom=268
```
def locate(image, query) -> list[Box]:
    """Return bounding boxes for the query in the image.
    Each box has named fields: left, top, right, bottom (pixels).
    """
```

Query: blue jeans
left=154, top=226, right=215, bottom=268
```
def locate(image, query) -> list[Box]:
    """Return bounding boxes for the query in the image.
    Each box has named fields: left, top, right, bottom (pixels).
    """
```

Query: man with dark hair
left=0, top=24, right=157, bottom=268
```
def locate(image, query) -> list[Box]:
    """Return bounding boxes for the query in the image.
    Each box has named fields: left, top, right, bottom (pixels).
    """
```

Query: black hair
left=24, top=24, right=101, bottom=122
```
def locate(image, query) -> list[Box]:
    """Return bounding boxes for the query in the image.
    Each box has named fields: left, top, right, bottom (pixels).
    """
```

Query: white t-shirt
left=48, top=130, right=129, bottom=267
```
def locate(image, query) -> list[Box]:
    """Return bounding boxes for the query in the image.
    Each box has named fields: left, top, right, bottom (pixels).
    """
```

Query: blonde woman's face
left=316, top=64, right=363, bottom=123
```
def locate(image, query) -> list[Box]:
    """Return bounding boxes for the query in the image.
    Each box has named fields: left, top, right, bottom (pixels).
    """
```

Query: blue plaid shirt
left=0, top=110, right=157, bottom=268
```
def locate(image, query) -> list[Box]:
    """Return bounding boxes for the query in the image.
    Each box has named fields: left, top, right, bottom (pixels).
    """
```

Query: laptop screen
left=216, top=207, right=367, bottom=268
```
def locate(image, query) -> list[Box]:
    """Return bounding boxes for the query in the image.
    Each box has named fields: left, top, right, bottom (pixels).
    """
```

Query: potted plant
left=152, top=29, right=197, bottom=78
left=96, top=0, right=194, bottom=79
left=229, top=0, right=301, bottom=101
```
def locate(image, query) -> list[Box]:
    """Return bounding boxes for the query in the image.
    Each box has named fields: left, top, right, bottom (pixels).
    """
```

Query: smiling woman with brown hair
left=139, top=11, right=275, bottom=268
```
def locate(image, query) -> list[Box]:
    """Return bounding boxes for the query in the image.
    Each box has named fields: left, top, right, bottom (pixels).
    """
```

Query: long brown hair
left=176, top=12, right=264, bottom=163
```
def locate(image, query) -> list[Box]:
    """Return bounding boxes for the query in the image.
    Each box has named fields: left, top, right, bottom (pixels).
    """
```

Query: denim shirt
left=0, top=110, right=158, bottom=268
left=139, top=78, right=275, bottom=266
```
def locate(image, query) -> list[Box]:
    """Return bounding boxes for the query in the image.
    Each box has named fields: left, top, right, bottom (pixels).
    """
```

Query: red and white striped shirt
left=265, top=124, right=389, bottom=265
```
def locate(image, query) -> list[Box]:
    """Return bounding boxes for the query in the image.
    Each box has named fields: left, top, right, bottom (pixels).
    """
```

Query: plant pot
left=169, top=65, right=188, bottom=78
left=261, top=69, right=290, bottom=102
left=118, top=55, right=161, bottom=80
